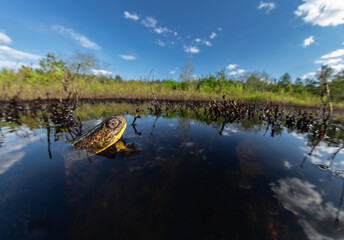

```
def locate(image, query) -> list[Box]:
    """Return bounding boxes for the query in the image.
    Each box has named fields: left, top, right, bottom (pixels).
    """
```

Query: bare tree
left=68, top=50, right=99, bottom=73
left=318, top=65, right=333, bottom=118
left=180, top=56, right=194, bottom=82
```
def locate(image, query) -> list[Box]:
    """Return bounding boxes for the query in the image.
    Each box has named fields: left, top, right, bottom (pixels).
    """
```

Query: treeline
left=0, top=53, right=343, bottom=106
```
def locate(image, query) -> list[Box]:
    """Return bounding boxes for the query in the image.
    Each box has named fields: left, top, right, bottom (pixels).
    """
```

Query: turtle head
left=102, top=114, right=127, bottom=147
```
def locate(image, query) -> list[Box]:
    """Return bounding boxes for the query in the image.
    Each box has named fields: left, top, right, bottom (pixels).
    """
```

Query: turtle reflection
left=64, top=139, right=139, bottom=176
left=97, top=140, right=139, bottom=159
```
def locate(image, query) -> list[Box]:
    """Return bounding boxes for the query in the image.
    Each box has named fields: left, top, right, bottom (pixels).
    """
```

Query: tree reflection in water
left=1, top=98, right=344, bottom=239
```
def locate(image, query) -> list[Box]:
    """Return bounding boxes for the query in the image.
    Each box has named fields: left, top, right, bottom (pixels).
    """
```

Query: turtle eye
left=109, top=120, right=119, bottom=128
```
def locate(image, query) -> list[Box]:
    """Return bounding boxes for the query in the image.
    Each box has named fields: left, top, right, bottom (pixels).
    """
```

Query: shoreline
left=1, top=96, right=343, bottom=114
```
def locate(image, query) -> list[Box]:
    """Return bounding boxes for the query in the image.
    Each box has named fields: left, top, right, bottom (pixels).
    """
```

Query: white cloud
left=195, top=38, right=201, bottom=43
left=141, top=16, right=158, bottom=28
left=185, top=46, right=200, bottom=53
left=271, top=177, right=344, bottom=240
left=221, top=130, right=232, bottom=137
left=91, top=69, right=112, bottom=75
left=126, top=12, right=175, bottom=37
left=0, top=129, right=43, bottom=156
left=224, top=126, right=238, bottom=133
left=154, top=26, right=169, bottom=34
left=283, top=161, right=292, bottom=169
left=301, top=142, right=344, bottom=170
left=183, top=45, right=200, bottom=54
left=0, top=60, right=39, bottom=69
left=315, top=58, right=342, bottom=65
left=156, top=39, right=165, bottom=47
left=226, top=64, right=238, bottom=70
left=301, top=72, right=316, bottom=79
left=204, top=41, right=212, bottom=46
left=169, top=70, right=176, bottom=74
left=0, top=32, right=12, bottom=44
left=140, top=16, right=171, bottom=35
left=181, top=142, right=194, bottom=148
left=124, top=11, right=139, bottom=21
left=321, top=49, right=344, bottom=59
left=258, top=1, right=276, bottom=13
left=52, top=25, right=100, bottom=50
left=291, top=132, right=306, bottom=141
left=303, top=36, right=314, bottom=47
left=229, top=69, right=245, bottom=75
left=210, top=32, right=217, bottom=39
left=330, top=63, right=344, bottom=73
left=295, top=0, right=344, bottom=27
left=0, top=43, right=41, bottom=70
left=0, top=45, right=41, bottom=60
left=119, top=54, right=136, bottom=60
left=218, top=27, right=222, bottom=31
left=0, top=152, right=25, bottom=174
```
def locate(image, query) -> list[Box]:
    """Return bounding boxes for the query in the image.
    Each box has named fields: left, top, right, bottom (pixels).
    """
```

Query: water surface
left=1, top=102, right=344, bottom=239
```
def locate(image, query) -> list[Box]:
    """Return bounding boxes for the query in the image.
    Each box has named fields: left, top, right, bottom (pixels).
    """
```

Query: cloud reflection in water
left=271, top=177, right=344, bottom=240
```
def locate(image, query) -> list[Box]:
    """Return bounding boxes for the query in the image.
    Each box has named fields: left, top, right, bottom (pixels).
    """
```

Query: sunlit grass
left=1, top=67, right=343, bottom=109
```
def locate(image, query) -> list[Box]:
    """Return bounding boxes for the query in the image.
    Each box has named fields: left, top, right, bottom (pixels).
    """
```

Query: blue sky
left=1, top=0, right=344, bottom=81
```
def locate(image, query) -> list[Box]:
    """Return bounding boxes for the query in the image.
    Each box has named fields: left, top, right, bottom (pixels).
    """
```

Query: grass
left=0, top=79, right=332, bottom=107
left=1, top=67, right=344, bottom=110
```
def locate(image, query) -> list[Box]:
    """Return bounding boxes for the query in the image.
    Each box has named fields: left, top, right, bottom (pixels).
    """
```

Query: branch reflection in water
left=1, top=96, right=344, bottom=239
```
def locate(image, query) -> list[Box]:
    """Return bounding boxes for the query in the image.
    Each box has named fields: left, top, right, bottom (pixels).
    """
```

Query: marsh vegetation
left=1, top=53, right=343, bottom=109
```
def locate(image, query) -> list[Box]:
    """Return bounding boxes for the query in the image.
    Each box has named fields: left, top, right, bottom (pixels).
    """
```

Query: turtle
left=63, top=114, right=135, bottom=176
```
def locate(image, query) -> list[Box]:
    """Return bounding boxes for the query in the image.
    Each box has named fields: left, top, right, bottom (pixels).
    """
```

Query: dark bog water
left=1, top=102, right=344, bottom=239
